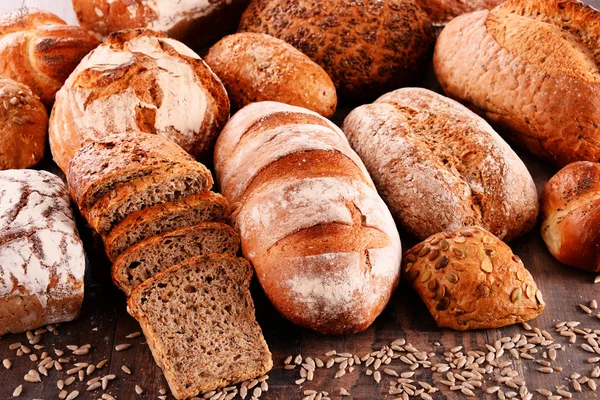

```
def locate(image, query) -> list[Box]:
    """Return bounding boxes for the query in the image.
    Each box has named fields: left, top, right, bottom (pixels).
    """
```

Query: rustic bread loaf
left=434, top=0, right=600, bottom=167
left=238, top=0, right=435, bottom=100
left=205, top=32, right=337, bottom=117
left=414, top=0, right=504, bottom=24
left=342, top=88, right=538, bottom=242
left=49, top=29, right=230, bottom=172
left=0, top=78, right=48, bottom=170
left=72, top=0, right=250, bottom=49
left=0, top=8, right=100, bottom=106
left=128, top=254, right=272, bottom=399
left=403, top=226, right=544, bottom=330
left=113, top=223, right=240, bottom=295
left=0, top=170, right=86, bottom=335
left=541, top=161, right=600, bottom=271
left=104, top=192, right=230, bottom=261
left=214, top=101, right=402, bottom=335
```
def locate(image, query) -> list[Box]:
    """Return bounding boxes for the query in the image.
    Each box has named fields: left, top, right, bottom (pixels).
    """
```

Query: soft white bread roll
left=214, top=101, right=402, bottom=335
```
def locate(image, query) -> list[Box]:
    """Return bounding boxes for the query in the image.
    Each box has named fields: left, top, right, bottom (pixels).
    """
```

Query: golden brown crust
left=403, top=226, right=544, bottom=330
left=414, top=0, right=504, bottom=24
left=205, top=32, right=337, bottom=117
left=238, top=0, right=435, bottom=99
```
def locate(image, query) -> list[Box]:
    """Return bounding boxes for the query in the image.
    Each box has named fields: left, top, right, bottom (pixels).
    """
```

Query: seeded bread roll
left=414, top=0, right=504, bottom=25
left=403, top=226, right=544, bottom=330
left=342, top=88, right=538, bottom=242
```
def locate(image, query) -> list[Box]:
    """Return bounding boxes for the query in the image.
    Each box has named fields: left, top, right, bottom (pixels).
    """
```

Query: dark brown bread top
left=238, top=0, right=435, bottom=99
left=414, top=0, right=504, bottom=24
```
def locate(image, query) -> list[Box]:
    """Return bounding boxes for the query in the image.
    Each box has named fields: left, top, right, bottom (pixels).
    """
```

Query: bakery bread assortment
left=238, top=0, right=435, bottom=99
left=343, top=88, right=539, bottom=242
left=205, top=32, right=337, bottom=117
left=0, top=170, right=86, bottom=335
left=413, top=0, right=504, bottom=24
left=214, top=101, right=402, bottom=335
left=403, top=226, right=544, bottom=330
left=49, top=28, right=230, bottom=172
left=434, top=0, right=600, bottom=167
left=541, top=162, right=600, bottom=271
left=0, top=77, right=48, bottom=170
left=0, top=8, right=100, bottom=106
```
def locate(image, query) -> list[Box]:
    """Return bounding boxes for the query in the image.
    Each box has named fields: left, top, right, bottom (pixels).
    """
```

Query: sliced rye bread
left=104, top=192, right=231, bottom=261
left=127, top=254, right=272, bottom=399
left=112, top=222, right=240, bottom=295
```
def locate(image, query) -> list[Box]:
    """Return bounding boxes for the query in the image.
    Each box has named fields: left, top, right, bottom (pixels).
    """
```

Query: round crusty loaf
left=413, top=0, right=504, bottom=24
left=0, top=78, right=48, bottom=170
left=205, top=32, right=337, bottom=117
left=343, top=88, right=538, bottom=242
left=0, top=8, right=100, bottom=106
left=72, top=0, right=250, bottom=49
left=434, top=0, right=600, bottom=167
left=238, top=0, right=435, bottom=100
left=49, top=29, right=230, bottom=172
left=403, top=226, right=544, bottom=330
left=541, top=161, right=600, bottom=271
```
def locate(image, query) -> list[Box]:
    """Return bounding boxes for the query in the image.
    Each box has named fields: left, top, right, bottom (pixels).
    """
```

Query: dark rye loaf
left=127, top=254, right=272, bottom=399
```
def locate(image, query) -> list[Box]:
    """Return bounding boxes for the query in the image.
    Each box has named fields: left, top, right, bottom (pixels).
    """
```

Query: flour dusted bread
left=343, top=88, right=538, bottom=242
left=214, top=101, right=402, bottom=334
left=127, top=254, right=272, bottom=399
left=0, top=170, right=86, bottom=335
left=50, top=28, right=229, bottom=172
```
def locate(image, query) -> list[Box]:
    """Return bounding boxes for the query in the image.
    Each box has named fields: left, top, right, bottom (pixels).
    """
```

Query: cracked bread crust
left=403, top=226, right=544, bottom=330
left=342, top=88, right=539, bottom=242
left=414, top=0, right=504, bottom=24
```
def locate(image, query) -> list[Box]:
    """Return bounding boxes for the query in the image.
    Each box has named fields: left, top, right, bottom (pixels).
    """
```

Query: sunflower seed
left=374, top=371, right=381, bottom=383
left=126, top=331, right=142, bottom=339
left=135, top=385, right=143, bottom=394
left=66, top=391, right=79, bottom=400
left=115, top=344, right=131, bottom=352
left=12, top=384, right=22, bottom=397
left=122, top=365, right=132, bottom=375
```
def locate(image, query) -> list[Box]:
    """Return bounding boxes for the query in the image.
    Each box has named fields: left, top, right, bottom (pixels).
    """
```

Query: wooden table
left=1, top=1, right=600, bottom=399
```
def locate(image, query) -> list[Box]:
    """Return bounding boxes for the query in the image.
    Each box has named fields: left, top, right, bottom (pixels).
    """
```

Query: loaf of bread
left=434, top=0, right=600, bottom=167
left=0, top=8, right=100, bottom=106
left=0, top=78, right=48, bottom=170
left=214, top=101, right=402, bottom=335
left=72, top=0, right=250, bottom=49
left=205, top=32, right=337, bottom=117
left=0, top=170, right=86, bottom=335
left=541, top=161, right=600, bottom=271
left=403, top=226, right=544, bottom=330
left=343, top=88, right=538, bottom=242
left=414, top=0, right=504, bottom=24
left=128, top=254, right=272, bottom=399
left=50, top=29, right=230, bottom=172
left=238, top=0, right=435, bottom=100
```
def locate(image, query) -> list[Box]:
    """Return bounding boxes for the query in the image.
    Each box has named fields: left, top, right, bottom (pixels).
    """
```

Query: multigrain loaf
left=205, top=32, right=337, bottom=117
left=414, top=0, right=504, bottom=24
left=49, top=28, right=229, bottom=172
left=112, top=223, right=240, bottom=295
left=0, top=170, right=86, bottom=335
left=104, top=192, right=230, bottom=261
left=434, top=0, right=600, bottom=167
left=342, top=88, right=538, bottom=242
left=127, top=254, right=272, bottom=399
left=403, top=226, right=544, bottom=330
left=238, top=0, right=435, bottom=100
left=214, top=101, right=402, bottom=335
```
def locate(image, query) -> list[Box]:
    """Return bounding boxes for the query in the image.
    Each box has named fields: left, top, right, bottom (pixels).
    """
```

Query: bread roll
left=238, top=0, right=435, bottom=100
left=541, top=161, right=600, bottom=271
left=343, top=88, right=538, bottom=242
left=403, top=226, right=544, bottom=330
left=0, top=8, right=100, bottom=106
left=214, top=101, right=402, bottom=335
left=205, top=32, right=337, bottom=117
left=0, top=78, right=48, bottom=170
left=50, top=29, right=230, bottom=172
left=434, top=0, right=600, bottom=167
left=414, top=0, right=504, bottom=24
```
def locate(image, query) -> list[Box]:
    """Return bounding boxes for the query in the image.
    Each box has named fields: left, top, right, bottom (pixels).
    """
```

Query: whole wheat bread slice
left=127, top=255, right=272, bottom=399
left=112, top=222, right=240, bottom=295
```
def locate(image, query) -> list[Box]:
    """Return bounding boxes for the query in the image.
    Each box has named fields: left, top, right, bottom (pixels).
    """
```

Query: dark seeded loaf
left=127, top=254, right=273, bottom=399
left=113, top=223, right=240, bottom=295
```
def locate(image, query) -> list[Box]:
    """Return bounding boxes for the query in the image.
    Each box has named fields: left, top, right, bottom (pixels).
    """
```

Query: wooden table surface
left=2, top=1, right=600, bottom=399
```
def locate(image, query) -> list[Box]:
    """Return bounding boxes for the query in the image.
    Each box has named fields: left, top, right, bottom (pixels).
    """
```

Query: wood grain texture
left=0, top=0, right=600, bottom=399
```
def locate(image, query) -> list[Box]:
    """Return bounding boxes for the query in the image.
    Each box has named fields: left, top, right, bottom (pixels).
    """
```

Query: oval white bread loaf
left=214, top=101, right=402, bottom=335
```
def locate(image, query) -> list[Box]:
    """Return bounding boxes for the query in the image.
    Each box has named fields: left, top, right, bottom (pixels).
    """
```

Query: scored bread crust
left=434, top=0, right=600, bottom=167
left=413, top=0, right=504, bottom=24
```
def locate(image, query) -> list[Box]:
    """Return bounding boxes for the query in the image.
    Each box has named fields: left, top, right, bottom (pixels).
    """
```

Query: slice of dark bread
left=112, top=223, right=240, bottom=295
left=104, top=192, right=231, bottom=261
left=127, top=255, right=273, bottom=399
